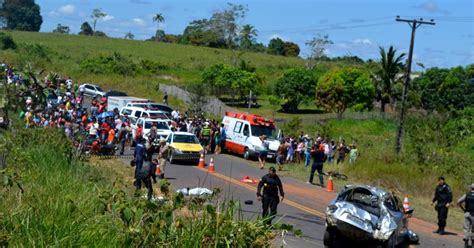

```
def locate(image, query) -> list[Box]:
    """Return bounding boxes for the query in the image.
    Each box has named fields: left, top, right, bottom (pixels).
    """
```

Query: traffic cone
left=240, top=176, right=257, bottom=184
left=155, top=166, right=161, bottom=176
left=198, top=153, right=205, bottom=169
left=208, top=157, right=215, bottom=173
left=403, top=195, right=410, bottom=213
left=326, top=176, right=334, bottom=192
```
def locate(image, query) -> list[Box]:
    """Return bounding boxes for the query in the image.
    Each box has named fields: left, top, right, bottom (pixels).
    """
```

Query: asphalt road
left=142, top=153, right=463, bottom=248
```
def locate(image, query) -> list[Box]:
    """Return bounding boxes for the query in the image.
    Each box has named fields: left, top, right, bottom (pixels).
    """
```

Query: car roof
left=172, top=132, right=195, bottom=136
left=343, top=184, right=388, bottom=198
left=141, top=118, right=168, bottom=122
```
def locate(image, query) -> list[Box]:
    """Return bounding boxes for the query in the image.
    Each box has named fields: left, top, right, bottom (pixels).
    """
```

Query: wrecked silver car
left=324, top=185, right=419, bottom=248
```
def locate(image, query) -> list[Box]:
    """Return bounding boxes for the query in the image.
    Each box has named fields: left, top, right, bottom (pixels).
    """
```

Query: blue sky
left=37, top=0, right=473, bottom=69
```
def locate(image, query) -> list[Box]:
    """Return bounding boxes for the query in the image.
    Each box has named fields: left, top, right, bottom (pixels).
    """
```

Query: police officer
left=457, top=183, right=474, bottom=243
left=257, top=167, right=285, bottom=225
left=136, top=159, right=158, bottom=200
left=431, top=176, right=453, bottom=235
left=134, top=137, right=146, bottom=184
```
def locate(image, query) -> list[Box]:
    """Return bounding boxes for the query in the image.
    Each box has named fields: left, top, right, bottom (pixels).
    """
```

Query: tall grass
left=1, top=128, right=278, bottom=247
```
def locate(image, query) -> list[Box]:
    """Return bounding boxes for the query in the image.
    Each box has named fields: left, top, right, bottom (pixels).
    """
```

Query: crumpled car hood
left=326, top=201, right=398, bottom=241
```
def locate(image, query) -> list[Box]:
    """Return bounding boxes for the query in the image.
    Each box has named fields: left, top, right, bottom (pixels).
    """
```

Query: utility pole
left=395, top=16, right=435, bottom=154
left=248, top=90, right=252, bottom=111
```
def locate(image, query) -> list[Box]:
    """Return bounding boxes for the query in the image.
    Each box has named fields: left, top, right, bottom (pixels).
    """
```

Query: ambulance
left=222, top=112, right=280, bottom=160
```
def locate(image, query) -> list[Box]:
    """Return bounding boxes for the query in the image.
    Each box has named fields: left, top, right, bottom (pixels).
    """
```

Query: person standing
left=432, top=176, right=453, bottom=235
left=135, top=158, right=158, bottom=200
left=134, top=137, right=146, bottom=184
left=163, top=92, right=168, bottom=105
left=275, top=142, right=287, bottom=171
left=256, top=167, right=285, bottom=225
left=157, top=139, right=171, bottom=179
left=336, top=140, right=348, bottom=164
left=258, top=135, right=269, bottom=169
left=349, top=144, right=358, bottom=165
left=457, top=183, right=474, bottom=244
left=201, top=122, right=211, bottom=153
left=307, top=144, right=327, bottom=187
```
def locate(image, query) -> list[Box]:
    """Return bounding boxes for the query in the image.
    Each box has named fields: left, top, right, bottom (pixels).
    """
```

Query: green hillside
left=2, top=31, right=302, bottom=82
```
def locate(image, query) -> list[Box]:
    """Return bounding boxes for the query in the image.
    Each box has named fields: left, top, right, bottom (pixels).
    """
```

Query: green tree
left=412, top=65, right=474, bottom=112
left=79, top=22, right=93, bottom=36
left=283, top=42, right=300, bottom=57
left=0, top=0, right=42, bottom=31
left=316, top=68, right=375, bottom=118
left=267, top=38, right=285, bottom=56
left=152, top=13, right=165, bottom=42
left=91, top=8, right=106, bottom=33
left=181, top=19, right=225, bottom=47
left=374, top=46, right=406, bottom=115
left=201, top=64, right=260, bottom=99
left=124, top=31, right=134, bottom=40
left=52, top=23, right=70, bottom=34
left=275, top=68, right=317, bottom=112
left=239, top=24, right=257, bottom=50
left=306, top=34, right=333, bottom=60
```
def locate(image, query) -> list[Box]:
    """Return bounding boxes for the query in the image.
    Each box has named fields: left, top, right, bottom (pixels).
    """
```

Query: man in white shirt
left=89, top=122, right=99, bottom=138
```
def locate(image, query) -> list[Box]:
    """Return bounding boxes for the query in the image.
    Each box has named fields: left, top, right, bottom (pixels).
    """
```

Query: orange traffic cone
left=198, top=153, right=205, bottom=169
left=326, top=176, right=334, bottom=192
left=403, top=195, right=410, bottom=212
left=155, top=166, right=161, bottom=176
left=208, top=157, right=215, bottom=173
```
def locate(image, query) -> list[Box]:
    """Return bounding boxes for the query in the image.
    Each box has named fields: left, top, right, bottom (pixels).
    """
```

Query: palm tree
left=152, top=13, right=165, bottom=42
left=239, top=24, right=257, bottom=50
left=375, top=46, right=406, bottom=116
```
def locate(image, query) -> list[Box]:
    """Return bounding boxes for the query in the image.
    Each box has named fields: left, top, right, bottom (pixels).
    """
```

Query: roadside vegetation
left=0, top=127, right=283, bottom=246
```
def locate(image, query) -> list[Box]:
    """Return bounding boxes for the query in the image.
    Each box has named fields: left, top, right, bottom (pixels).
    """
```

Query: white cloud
left=49, top=4, right=75, bottom=16
left=58, top=4, right=75, bottom=14
left=414, top=1, right=450, bottom=14
left=102, top=15, right=114, bottom=21
left=132, top=18, right=146, bottom=26
left=353, top=38, right=372, bottom=45
left=268, top=34, right=290, bottom=42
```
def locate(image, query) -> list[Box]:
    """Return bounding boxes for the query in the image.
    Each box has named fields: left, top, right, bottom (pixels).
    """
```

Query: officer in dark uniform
left=432, top=176, right=453, bottom=235
left=457, top=183, right=474, bottom=243
left=133, top=137, right=146, bottom=184
left=257, top=167, right=285, bottom=225
left=136, top=159, right=158, bottom=200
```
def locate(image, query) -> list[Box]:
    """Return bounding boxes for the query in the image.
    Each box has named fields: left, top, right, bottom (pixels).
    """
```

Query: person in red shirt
left=100, top=121, right=110, bottom=143
left=136, top=123, right=143, bottom=140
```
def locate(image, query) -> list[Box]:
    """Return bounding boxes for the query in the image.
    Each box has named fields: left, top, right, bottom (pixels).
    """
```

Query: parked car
left=120, top=106, right=171, bottom=125
left=104, top=90, right=128, bottom=98
left=131, top=117, right=171, bottom=140
left=106, top=96, right=148, bottom=112
left=324, top=185, right=419, bottom=248
left=80, top=83, right=105, bottom=98
left=166, top=132, right=203, bottom=164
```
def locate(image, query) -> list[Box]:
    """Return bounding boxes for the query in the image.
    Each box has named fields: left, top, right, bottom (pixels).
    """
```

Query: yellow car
left=166, top=132, right=204, bottom=164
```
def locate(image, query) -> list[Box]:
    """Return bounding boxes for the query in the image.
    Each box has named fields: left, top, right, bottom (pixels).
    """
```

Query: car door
left=242, top=123, right=250, bottom=143
left=84, top=85, right=93, bottom=95
left=384, top=195, right=406, bottom=244
left=232, top=121, right=244, bottom=147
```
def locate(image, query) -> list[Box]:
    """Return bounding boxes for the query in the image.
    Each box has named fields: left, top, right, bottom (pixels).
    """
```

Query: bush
left=0, top=32, right=16, bottom=50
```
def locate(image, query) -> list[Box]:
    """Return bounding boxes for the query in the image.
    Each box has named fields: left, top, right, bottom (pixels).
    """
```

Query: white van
left=107, top=96, right=148, bottom=112
left=222, top=112, right=280, bottom=160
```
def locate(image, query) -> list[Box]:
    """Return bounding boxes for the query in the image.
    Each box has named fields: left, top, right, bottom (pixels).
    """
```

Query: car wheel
left=383, top=234, right=397, bottom=248
left=243, top=148, right=250, bottom=160
left=323, top=228, right=336, bottom=248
